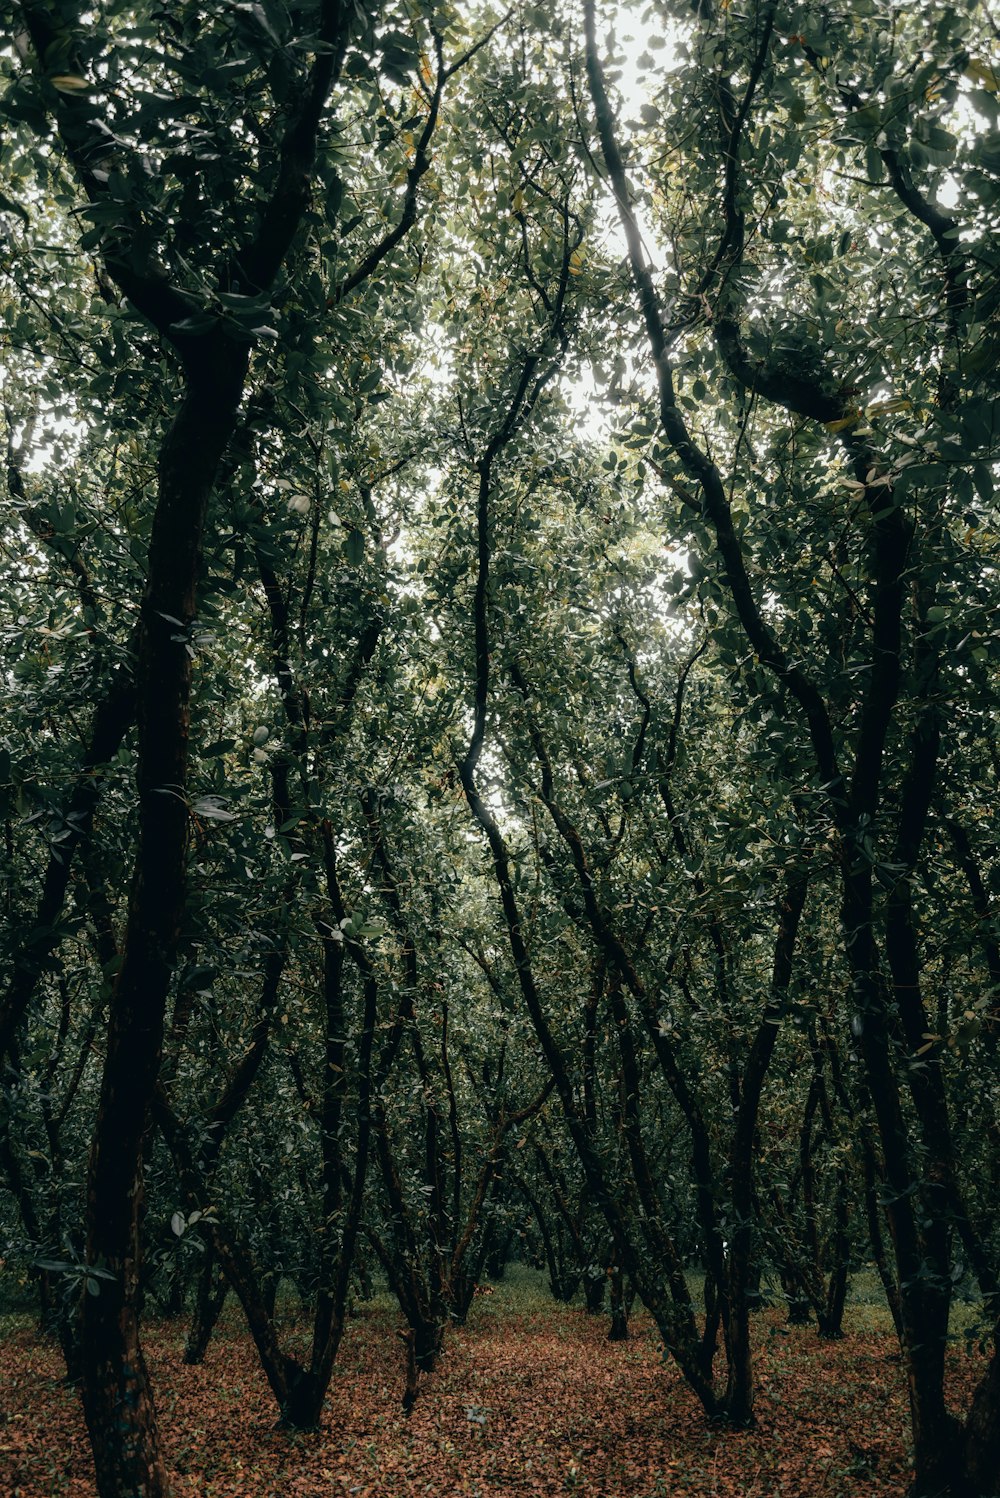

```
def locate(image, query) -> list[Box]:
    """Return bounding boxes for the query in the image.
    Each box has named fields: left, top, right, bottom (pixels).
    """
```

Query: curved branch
left=337, top=29, right=446, bottom=300
left=582, top=0, right=846, bottom=819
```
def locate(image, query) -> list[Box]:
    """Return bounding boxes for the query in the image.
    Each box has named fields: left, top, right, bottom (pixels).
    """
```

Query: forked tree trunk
left=18, top=0, right=353, bottom=1478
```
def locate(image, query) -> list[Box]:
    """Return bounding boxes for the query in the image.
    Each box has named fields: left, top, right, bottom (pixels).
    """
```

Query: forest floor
left=0, top=1271, right=989, bottom=1498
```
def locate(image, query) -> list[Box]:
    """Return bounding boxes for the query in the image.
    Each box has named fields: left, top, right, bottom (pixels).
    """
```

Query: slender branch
left=239, top=1, right=353, bottom=293
left=582, top=0, right=847, bottom=820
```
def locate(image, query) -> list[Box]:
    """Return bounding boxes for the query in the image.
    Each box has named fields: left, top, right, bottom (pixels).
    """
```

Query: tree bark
left=962, top=1334, right=1000, bottom=1496
left=724, top=867, right=808, bottom=1424
left=80, top=354, right=248, bottom=1498
left=183, top=1248, right=228, bottom=1366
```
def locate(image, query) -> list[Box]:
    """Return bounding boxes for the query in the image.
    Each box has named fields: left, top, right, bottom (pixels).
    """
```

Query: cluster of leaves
left=0, top=0, right=998, bottom=1490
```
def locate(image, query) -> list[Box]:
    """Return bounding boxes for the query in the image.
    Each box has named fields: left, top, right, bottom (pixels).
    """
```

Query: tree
left=1, top=0, right=997, bottom=1494
left=2, top=0, right=462, bottom=1485
left=584, top=0, right=1000, bottom=1488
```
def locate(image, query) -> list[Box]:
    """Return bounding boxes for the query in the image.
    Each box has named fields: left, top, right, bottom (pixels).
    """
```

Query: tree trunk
left=400, top=1328, right=420, bottom=1413
left=817, top=1173, right=849, bottom=1341
left=583, top=1265, right=606, bottom=1315
left=725, top=868, right=808, bottom=1426
left=961, top=1342, right=1000, bottom=1497
left=786, top=1292, right=813, bottom=1327
left=184, top=1249, right=228, bottom=1365
left=607, top=1259, right=631, bottom=1342
left=486, top=1230, right=514, bottom=1281
left=79, top=357, right=248, bottom=1498
left=843, top=874, right=958, bottom=1498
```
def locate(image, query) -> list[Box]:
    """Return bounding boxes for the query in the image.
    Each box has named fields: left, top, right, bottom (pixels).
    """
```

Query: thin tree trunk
left=725, top=867, right=808, bottom=1425
left=183, top=1248, right=228, bottom=1366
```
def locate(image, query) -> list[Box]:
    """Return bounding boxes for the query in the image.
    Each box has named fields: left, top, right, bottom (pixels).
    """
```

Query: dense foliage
left=1, top=1, right=997, bottom=1494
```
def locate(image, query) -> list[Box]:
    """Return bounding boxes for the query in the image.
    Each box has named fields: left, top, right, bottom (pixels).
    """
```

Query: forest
left=0, top=0, right=998, bottom=1494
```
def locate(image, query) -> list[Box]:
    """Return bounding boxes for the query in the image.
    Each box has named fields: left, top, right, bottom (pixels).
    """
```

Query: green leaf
left=0, top=190, right=30, bottom=224
left=971, top=463, right=994, bottom=503
left=50, top=75, right=91, bottom=94
left=193, top=796, right=236, bottom=822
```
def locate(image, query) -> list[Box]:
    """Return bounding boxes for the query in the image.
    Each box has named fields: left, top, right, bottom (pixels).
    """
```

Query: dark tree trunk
left=843, top=874, right=959, bottom=1498
left=785, top=1291, right=813, bottom=1326
left=79, top=356, right=247, bottom=1498
left=184, top=1249, right=228, bottom=1365
left=486, top=1230, right=514, bottom=1281
left=39, top=1277, right=84, bottom=1384
left=581, top=4, right=991, bottom=1476
left=962, top=1342, right=1000, bottom=1497
left=158, top=1263, right=185, bottom=1321
left=700, top=1270, right=722, bottom=1383
left=400, top=1328, right=420, bottom=1413
left=583, top=1266, right=606, bottom=1315
left=517, top=1178, right=578, bottom=1303
left=724, top=868, right=808, bottom=1426
left=353, top=1253, right=375, bottom=1302
left=817, top=1174, right=850, bottom=1341
left=158, top=912, right=377, bottom=1433
left=607, top=1259, right=632, bottom=1341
